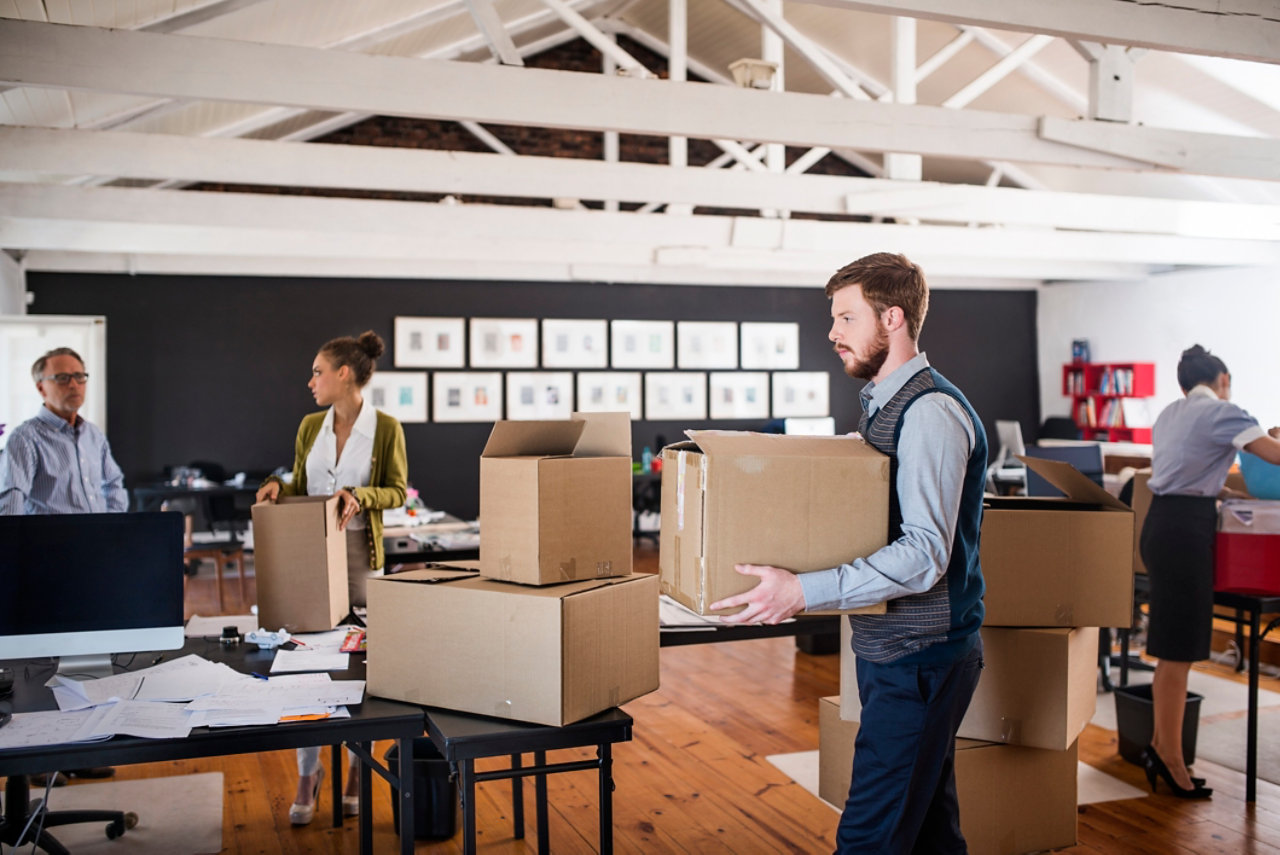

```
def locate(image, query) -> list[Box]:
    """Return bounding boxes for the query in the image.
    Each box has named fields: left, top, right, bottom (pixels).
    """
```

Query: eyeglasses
left=40, top=373, right=89, bottom=385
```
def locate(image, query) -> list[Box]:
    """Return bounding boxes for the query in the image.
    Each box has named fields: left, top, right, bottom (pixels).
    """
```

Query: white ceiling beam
left=941, top=34, right=1054, bottom=109
left=536, top=0, right=653, bottom=77
left=729, top=0, right=874, bottom=100
left=961, top=26, right=1087, bottom=115
left=794, top=0, right=1280, bottom=65
left=1076, top=42, right=1138, bottom=123
left=914, top=29, right=975, bottom=84
left=885, top=16, right=921, bottom=180
left=6, top=183, right=1272, bottom=280
left=463, top=0, right=526, bottom=66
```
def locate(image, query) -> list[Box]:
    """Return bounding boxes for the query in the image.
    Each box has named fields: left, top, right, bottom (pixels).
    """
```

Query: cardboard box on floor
left=841, top=624, right=1098, bottom=751
left=980, top=456, right=1134, bottom=627
left=818, top=697, right=1077, bottom=855
left=251, top=495, right=348, bottom=632
left=658, top=431, right=890, bottom=615
left=480, top=411, right=633, bottom=586
left=366, top=561, right=659, bottom=726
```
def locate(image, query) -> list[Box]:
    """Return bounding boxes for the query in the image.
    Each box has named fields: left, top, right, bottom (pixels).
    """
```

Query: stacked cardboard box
left=367, top=412, right=660, bottom=726
left=827, top=456, right=1133, bottom=853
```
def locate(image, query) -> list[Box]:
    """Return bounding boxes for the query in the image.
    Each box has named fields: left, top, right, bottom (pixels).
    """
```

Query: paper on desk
left=289, top=629, right=351, bottom=654
left=75, top=700, right=193, bottom=740
left=0, top=709, right=109, bottom=750
left=270, top=650, right=349, bottom=673
left=49, top=654, right=244, bottom=710
left=188, top=706, right=285, bottom=728
left=186, top=680, right=363, bottom=710
left=186, top=613, right=257, bottom=638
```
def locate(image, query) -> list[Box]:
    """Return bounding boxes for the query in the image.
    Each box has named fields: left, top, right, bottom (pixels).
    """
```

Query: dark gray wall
left=26, top=274, right=1039, bottom=519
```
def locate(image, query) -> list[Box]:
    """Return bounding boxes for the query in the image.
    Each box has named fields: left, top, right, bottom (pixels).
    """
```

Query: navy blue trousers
left=835, top=642, right=983, bottom=855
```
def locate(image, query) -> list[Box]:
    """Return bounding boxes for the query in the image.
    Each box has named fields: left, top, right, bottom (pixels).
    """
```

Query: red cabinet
left=1061, top=362, right=1155, bottom=443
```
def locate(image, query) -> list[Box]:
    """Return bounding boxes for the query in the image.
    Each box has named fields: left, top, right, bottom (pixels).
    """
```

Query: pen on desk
left=151, top=654, right=165, bottom=665
left=251, top=672, right=269, bottom=681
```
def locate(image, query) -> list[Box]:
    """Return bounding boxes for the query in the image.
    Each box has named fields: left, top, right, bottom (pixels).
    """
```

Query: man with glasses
left=0, top=347, right=127, bottom=515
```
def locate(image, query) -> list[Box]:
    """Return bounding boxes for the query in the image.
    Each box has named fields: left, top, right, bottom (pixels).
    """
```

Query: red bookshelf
left=1062, top=362, right=1155, bottom=443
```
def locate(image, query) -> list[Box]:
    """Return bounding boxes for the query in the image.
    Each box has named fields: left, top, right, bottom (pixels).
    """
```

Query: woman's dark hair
left=1176, top=344, right=1228, bottom=393
left=319, top=330, right=385, bottom=387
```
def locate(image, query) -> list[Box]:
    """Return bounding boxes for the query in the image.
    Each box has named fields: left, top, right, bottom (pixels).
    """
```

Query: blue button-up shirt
left=0, top=406, right=128, bottom=515
left=800, top=353, right=977, bottom=611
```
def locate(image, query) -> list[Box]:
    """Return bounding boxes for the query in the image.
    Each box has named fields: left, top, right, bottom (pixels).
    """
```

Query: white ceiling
left=2, top=0, right=1279, bottom=287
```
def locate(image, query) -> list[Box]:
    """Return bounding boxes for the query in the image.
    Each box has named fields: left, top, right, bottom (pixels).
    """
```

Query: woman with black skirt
left=1141, top=345, right=1280, bottom=798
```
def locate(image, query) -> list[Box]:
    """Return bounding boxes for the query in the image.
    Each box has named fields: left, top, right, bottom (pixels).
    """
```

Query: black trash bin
left=1113, top=683, right=1203, bottom=766
left=384, top=738, right=459, bottom=839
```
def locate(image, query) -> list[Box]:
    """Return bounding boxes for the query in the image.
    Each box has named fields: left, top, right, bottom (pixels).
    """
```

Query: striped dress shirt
left=0, top=405, right=128, bottom=515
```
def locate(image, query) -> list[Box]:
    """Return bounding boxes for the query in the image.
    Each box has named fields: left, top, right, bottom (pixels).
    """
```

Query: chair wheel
left=125, top=811, right=139, bottom=829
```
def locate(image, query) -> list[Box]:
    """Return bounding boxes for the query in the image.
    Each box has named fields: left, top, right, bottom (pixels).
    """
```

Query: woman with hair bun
left=1140, top=345, right=1280, bottom=800
left=256, top=330, right=407, bottom=825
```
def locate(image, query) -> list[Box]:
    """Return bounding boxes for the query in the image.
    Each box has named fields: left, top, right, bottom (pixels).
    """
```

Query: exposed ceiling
left=2, top=0, right=1280, bottom=287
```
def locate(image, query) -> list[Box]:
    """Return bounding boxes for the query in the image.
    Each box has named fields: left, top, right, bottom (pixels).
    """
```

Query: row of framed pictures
left=367, top=370, right=830, bottom=423
left=393, top=317, right=801, bottom=371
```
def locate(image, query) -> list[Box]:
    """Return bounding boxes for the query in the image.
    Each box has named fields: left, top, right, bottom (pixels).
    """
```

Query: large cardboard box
left=366, top=562, right=659, bottom=726
left=251, top=495, right=348, bottom=632
left=658, top=431, right=890, bottom=615
left=980, top=456, right=1134, bottom=627
left=479, top=412, right=632, bottom=585
left=818, top=697, right=1077, bottom=855
left=958, top=626, right=1099, bottom=751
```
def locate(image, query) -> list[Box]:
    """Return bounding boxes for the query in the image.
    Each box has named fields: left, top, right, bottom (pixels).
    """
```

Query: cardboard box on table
left=479, top=412, right=633, bottom=586
left=366, top=562, right=659, bottom=726
left=818, top=697, right=1077, bottom=855
left=251, top=495, right=348, bottom=632
left=980, top=456, right=1134, bottom=627
left=658, top=431, right=890, bottom=615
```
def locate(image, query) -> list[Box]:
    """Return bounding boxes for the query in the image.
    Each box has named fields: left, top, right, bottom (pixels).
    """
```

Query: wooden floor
left=12, top=545, right=1280, bottom=854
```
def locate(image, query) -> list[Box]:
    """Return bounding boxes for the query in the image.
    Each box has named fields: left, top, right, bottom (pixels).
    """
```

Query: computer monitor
left=1022, top=444, right=1105, bottom=496
left=0, top=512, right=185, bottom=679
left=994, top=420, right=1026, bottom=468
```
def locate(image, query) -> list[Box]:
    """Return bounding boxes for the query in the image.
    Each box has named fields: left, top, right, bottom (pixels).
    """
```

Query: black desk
left=1211, top=589, right=1280, bottom=803
left=0, top=638, right=423, bottom=854
left=424, top=707, right=632, bottom=855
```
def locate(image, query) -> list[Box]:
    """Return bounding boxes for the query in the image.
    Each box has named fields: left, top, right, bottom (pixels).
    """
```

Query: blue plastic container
left=1240, top=451, right=1280, bottom=500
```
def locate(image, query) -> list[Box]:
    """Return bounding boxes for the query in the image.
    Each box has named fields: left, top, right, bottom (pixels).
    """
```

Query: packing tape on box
left=494, top=699, right=514, bottom=717
left=1054, top=603, right=1074, bottom=624
left=676, top=451, right=688, bottom=531
left=497, top=556, right=513, bottom=579
left=998, top=716, right=1022, bottom=744
left=609, top=686, right=620, bottom=707
left=558, top=558, right=576, bottom=581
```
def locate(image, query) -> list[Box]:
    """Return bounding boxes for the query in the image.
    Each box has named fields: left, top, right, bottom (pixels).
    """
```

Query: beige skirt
left=344, top=528, right=381, bottom=608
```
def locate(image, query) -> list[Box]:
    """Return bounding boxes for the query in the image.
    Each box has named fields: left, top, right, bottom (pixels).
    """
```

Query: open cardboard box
left=980, top=456, right=1134, bottom=627
left=366, top=561, right=659, bottom=726
left=479, top=411, right=633, bottom=586
left=658, top=430, right=889, bottom=616
left=251, top=494, right=349, bottom=632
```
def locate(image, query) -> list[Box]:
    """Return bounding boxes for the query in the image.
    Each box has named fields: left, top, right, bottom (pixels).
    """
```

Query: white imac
left=0, top=512, right=185, bottom=679
left=994, top=420, right=1027, bottom=469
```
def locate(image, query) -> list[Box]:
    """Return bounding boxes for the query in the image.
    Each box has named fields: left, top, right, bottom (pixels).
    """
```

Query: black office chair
left=2, top=774, right=138, bottom=853
left=1038, top=416, right=1081, bottom=441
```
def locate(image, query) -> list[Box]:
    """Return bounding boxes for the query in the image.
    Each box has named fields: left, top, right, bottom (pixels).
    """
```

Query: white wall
left=0, top=251, right=24, bottom=315
left=1038, top=266, right=1280, bottom=431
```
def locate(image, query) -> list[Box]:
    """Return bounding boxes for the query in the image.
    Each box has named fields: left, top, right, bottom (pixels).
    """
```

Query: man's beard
left=837, top=323, right=890, bottom=381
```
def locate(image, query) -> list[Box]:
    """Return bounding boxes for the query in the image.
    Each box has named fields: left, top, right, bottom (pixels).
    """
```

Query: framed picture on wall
left=469, top=318, right=538, bottom=369
left=432, top=372, right=503, bottom=423
left=393, top=316, right=465, bottom=368
left=677, top=321, right=738, bottom=370
left=740, top=322, right=800, bottom=369
left=783, top=417, right=836, bottom=436
left=771, top=371, right=829, bottom=418
left=644, top=372, right=707, bottom=421
left=365, top=371, right=428, bottom=423
left=541, top=319, right=608, bottom=368
left=576, top=372, right=642, bottom=420
left=506, top=372, right=574, bottom=420
left=709, top=372, right=769, bottom=420
left=611, top=320, right=674, bottom=369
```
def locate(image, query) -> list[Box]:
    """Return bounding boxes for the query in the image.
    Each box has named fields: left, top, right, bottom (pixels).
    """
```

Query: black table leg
left=599, top=742, right=614, bottom=855
left=357, top=741, right=374, bottom=855
left=459, top=760, right=477, bottom=855
left=512, top=753, right=524, bottom=839
left=394, top=736, right=414, bottom=855
left=535, top=750, right=549, bottom=853
left=1235, top=607, right=1246, bottom=672
left=1247, top=605, right=1261, bottom=803
left=330, top=744, right=342, bottom=827
left=1118, top=627, right=1130, bottom=687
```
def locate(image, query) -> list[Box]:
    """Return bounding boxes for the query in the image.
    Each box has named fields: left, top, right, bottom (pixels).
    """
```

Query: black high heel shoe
left=1143, top=746, right=1212, bottom=799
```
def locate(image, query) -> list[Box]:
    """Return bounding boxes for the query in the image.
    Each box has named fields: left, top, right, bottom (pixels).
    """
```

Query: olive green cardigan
left=265, top=409, right=407, bottom=571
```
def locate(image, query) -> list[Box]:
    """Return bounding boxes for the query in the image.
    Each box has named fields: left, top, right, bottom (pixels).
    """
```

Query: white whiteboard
left=1, top=315, right=107, bottom=451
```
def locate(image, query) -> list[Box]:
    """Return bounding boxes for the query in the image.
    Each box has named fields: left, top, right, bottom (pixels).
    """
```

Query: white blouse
left=305, top=399, right=376, bottom=529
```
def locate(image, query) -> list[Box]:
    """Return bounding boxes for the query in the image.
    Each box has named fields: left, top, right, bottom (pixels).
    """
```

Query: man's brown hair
left=825, top=252, right=929, bottom=341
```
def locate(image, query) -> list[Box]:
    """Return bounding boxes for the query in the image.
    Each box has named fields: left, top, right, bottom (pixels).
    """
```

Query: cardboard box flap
left=380, top=562, right=480, bottom=585
left=684, top=430, right=879, bottom=459
left=572, top=411, right=631, bottom=458
left=1018, top=455, right=1130, bottom=511
left=482, top=420, right=585, bottom=458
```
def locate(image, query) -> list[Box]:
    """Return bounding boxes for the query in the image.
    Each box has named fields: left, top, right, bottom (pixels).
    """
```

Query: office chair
left=1038, top=416, right=1081, bottom=441
left=184, top=460, right=250, bottom=610
left=2, top=774, right=138, bottom=853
